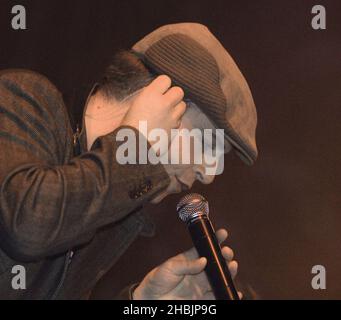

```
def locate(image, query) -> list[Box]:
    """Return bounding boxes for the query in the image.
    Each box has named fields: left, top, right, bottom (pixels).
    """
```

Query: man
left=0, top=23, right=257, bottom=299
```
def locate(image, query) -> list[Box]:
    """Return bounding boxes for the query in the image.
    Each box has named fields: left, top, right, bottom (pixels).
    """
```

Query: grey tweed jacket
left=0, top=69, right=170, bottom=299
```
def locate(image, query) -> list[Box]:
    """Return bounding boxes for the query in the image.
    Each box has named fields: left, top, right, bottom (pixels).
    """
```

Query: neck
left=85, top=92, right=128, bottom=150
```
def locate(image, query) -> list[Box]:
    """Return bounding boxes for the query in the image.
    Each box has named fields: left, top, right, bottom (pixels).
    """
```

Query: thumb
left=170, top=256, right=207, bottom=276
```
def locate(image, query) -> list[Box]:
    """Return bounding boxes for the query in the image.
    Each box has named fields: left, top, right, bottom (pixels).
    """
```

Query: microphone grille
left=177, top=193, right=209, bottom=223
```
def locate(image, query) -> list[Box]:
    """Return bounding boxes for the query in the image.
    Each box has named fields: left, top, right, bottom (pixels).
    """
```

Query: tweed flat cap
left=132, top=23, right=258, bottom=165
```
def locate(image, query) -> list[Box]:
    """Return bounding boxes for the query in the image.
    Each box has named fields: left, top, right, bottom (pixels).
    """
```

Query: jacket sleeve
left=0, top=70, right=169, bottom=262
left=115, top=283, right=139, bottom=300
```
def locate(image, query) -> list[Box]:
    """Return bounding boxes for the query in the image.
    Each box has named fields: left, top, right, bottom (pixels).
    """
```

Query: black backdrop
left=1, top=0, right=340, bottom=299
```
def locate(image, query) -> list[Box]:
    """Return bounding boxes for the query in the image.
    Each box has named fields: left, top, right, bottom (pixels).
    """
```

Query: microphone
left=177, top=193, right=240, bottom=300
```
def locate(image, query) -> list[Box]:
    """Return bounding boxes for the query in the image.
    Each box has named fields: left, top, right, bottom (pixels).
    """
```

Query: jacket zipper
left=48, top=129, right=80, bottom=300
left=48, top=250, right=73, bottom=300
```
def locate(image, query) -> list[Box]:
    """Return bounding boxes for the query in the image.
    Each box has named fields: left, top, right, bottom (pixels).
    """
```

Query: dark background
left=1, top=0, right=340, bottom=299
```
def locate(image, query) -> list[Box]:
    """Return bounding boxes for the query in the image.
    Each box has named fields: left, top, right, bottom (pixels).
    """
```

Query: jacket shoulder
left=0, top=69, right=62, bottom=99
left=0, top=69, right=73, bottom=162
left=0, top=68, right=69, bottom=127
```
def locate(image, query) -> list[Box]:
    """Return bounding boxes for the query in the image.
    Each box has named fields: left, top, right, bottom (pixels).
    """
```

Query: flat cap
left=132, top=23, right=258, bottom=165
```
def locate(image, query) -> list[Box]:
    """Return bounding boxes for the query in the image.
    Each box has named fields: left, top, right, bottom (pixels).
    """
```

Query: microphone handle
left=187, top=216, right=240, bottom=300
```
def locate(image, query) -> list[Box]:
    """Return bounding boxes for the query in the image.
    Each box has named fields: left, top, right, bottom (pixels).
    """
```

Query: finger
left=221, top=246, right=234, bottom=261
left=202, top=291, right=216, bottom=300
left=164, top=86, right=185, bottom=106
left=216, top=229, right=228, bottom=244
left=182, top=246, right=199, bottom=260
left=147, top=75, right=172, bottom=94
left=171, top=257, right=207, bottom=276
left=228, top=260, right=238, bottom=279
left=172, top=101, right=187, bottom=122
left=203, top=290, right=242, bottom=300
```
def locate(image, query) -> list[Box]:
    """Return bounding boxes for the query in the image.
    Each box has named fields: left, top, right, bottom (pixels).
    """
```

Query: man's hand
left=121, top=75, right=186, bottom=146
left=133, top=229, right=242, bottom=300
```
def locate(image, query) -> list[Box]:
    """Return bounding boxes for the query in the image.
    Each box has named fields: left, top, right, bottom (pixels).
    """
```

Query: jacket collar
left=76, top=83, right=100, bottom=154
